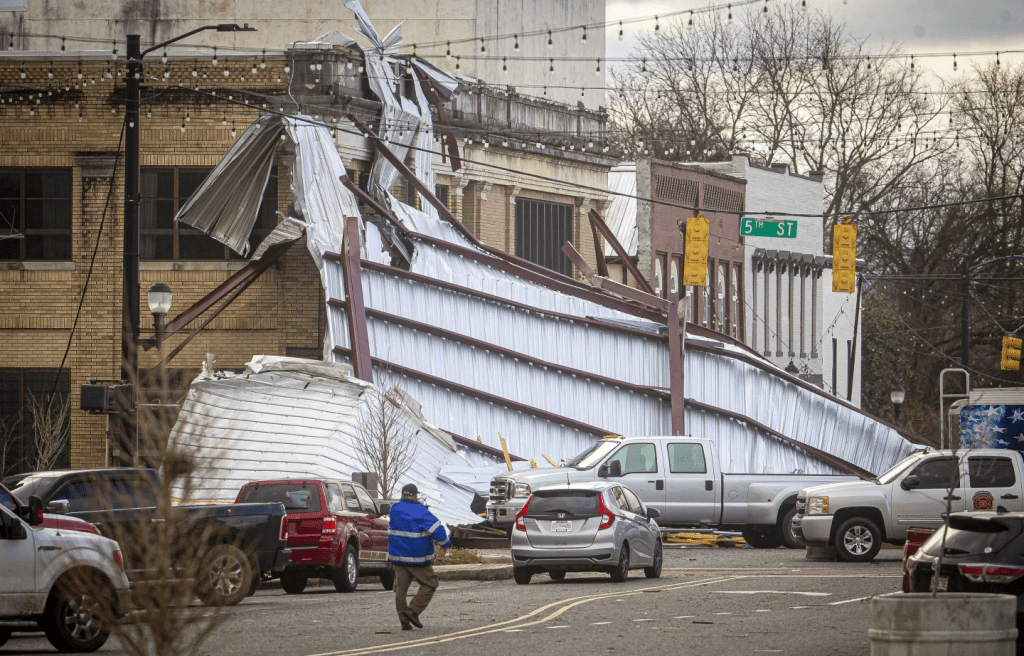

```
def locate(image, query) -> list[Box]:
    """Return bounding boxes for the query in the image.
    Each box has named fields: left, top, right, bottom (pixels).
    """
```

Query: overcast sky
left=605, top=0, right=1023, bottom=82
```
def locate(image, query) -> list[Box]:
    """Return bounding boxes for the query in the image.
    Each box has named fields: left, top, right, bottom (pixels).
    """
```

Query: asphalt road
left=2, top=546, right=904, bottom=656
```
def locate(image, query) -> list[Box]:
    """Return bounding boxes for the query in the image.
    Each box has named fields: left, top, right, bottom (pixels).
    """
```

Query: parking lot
left=1, top=546, right=904, bottom=656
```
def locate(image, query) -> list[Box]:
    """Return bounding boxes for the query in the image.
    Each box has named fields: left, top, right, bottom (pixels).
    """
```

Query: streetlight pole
left=119, top=24, right=254, bottom=464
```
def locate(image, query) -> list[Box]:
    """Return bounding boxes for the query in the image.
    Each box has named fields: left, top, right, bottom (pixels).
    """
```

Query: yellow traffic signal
left=682, top=213, right=710, bottom=286
left=1001, top=335, right=1022, bottom=371
left=832, top=223, right=857, bottom=293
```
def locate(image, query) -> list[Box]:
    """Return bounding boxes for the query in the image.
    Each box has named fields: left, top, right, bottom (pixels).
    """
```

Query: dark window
left=911, top=457, right=960, bottom=489
left=353, top=485, right=378, bottom=514
left=515, top=198, right=573, bottom=276
left=969, top=457, right=1017, bottom=488
left=0, top=168, right=72, bottom=261
left=52, top=480, right=105, bottom=513
left=107, top=476, right=158, bottom=509
left=0, top=486, right=16, bottom=511
left=920, top=515, right=1019, bottom=557
left=620, top=487, right=646, bottom=515
left=435, top=184, right=449, bottom=208
left=608, top=443, right=658, bottom=475
left=237, top=483, right=322, bottom=512
left=525, top=490, right=600, bottom=518
left=141, top=167, right=278, bottom=260
left=0, top=369, right=71, bottom=478
left=667, top=443, right=707, bottom=474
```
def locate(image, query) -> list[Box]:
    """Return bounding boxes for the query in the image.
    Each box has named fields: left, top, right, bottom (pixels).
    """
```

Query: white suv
left=0, top=500, right=131, bottom=652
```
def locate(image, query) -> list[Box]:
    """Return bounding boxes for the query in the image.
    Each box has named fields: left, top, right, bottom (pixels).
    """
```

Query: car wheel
left=513, top=567, right=533, bottom=585
left=835, top=517, right=882, bottom=563
left=280, top=569, right=308, bottom=595
left=548, top=570, right=566, bottom=581
left=610, top=544, right=630, bottom=583
left=0, top=627, right=10, bottom=648
left=333, top=544, right=359, bottom=593
left=644, top=541, right=663, bottom=579
left=741, top=527, right=782, bottom=549
left=43, top=578, right=111, bottom=653
left=380, top=565, right=396, bottom=591
left=196, top=544, right=253, bottom=606
left=779, top=507, right=803, bottom=549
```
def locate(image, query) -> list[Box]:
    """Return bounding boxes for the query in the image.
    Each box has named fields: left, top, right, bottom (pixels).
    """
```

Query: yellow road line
left=307, top=575, right=742, bottom=656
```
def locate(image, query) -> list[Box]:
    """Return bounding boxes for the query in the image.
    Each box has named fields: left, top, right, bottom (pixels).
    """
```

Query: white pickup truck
left=0, top=498, right=131, bottom=652
left=486, top=436, right=860, bottom=548
left=793, top=448, right=1024, bottom=562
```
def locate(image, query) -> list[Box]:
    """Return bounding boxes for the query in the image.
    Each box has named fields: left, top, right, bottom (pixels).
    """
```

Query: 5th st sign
left=741, top=217, right=798, bottom=239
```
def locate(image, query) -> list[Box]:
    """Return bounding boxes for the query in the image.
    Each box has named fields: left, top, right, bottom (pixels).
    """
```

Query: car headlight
left=806, top=496, right=829, bottom=515
left=512, top=483, right=531, bottom=498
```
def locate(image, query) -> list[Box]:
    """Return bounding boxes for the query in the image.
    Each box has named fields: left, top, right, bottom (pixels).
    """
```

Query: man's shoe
left=407, top=611, right=423, bottom=629
left=400, top=615, right=412, bottom=631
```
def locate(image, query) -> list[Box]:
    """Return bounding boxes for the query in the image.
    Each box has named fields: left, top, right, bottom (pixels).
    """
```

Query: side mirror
left=27, top=496, right=44, bottom=526
left=1, top=512, right=27, bottom=540
left=598, top=461, right=622, bottom=478
left=46, top=500, right=69, bottom=515
left=378, top=502, right=392, bottom=515
left=646, top=507, right=661, bottom=520
left=901, top=475, right=921, bottom=491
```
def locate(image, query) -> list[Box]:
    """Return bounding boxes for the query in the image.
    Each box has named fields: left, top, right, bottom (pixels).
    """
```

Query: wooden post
left=341, top=216, right=373, bottom=383
left=668, top=291, right=686, bottom=435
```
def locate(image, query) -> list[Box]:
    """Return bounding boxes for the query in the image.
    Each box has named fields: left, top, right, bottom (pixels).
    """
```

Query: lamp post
left=785, top=360, right=800, bottom=376
left=147, top=283, right=173, bottom=348
left=891, top=380, right=906, bottom=424
left=120, top=25, right=255, bottom=464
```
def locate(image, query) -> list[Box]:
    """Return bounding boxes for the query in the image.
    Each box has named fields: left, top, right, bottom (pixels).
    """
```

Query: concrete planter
left=869, top=593, right=1018, bottom=656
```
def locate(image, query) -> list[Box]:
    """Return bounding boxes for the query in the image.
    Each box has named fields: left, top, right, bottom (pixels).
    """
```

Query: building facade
left=0, top=30, right=613, bottom=473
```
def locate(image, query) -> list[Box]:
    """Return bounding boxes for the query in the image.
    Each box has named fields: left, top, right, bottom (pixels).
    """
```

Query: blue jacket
left=388, top=499, right=451, bottom=566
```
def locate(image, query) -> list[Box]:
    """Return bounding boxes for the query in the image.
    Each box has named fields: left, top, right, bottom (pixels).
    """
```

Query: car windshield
left=0, top=486, right=17, bottom=512
left=8, top=474, right=58, bottom=502
left=238, top=483, right=322, bottom=512
left=566, top=441, right=620, bottom=470
left=526, top=490, right=601, bottom=518
left=919, top=516, right=1022, bottom=557
left=875, top=455, right=922, bottom=485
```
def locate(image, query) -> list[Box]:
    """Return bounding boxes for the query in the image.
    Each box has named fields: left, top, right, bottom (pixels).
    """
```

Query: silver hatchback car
left=510, top=482, right=663, bottom=584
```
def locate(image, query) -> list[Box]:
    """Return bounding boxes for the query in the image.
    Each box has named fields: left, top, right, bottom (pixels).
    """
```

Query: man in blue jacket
left=388, top=483, right=451, bottom=630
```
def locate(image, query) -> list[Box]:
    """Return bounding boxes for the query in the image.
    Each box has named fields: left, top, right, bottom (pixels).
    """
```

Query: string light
left=580, top=87, right=585, bottom=97
left=764, top=0, right=769, bottom=14
left=513, top=34, right=519, bottom=52
left=479, top=37, right=485, bottom=54
left=146, top=108, right=152, bottom=118
left=161, top=50, right=167, bottom=64
left=953, top=53, right=958, bottom=71
left=223, top=65, right=229, bottom=77
left=502, top=57, right=507, bottom=72
left=180, top=119, right=185, bottom=133
left=549, top=58, right=554, bottom=74
left=446, top=41, right=451, bottom=59
left=728, top=5, right=733, bottom=22
left=996, top=51, right=1001, bottom=67
left=60, top=37, right=65, bottom=52
left=688, top=11, right=694, bottom=27
left=20, top=63, right=25, bottom=79
left=910, top=55, right=914, bottom=70
left=212, top=46, right=218, bottom=66
left=618, top=22, right=623, bottom=40
left=185, top=111, right=190, bottom=122
left=47, top=63, right=53, bottom=78
left=801, top=0, right=807, bottom=12
left=595, top=58, right=601, bottom=75
left=581, top=26, right=587, bottom=43
left=547, top=30, right=552, bottom=48
left=641, top=58, right=647, bottom=73
left=261, top=49, right=266, bottom=69
left=111, top=41, right=117, bottom=60
left=655, top=15, right=660, bottom=31
left=231, top=122, right=236, bottom=137
left=455, top=56, right=460, bottom=71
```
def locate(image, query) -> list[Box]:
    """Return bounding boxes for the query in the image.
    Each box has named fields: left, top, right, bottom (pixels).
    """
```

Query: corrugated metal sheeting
left=604, top=164, right=639, bottom=258
left=168, top=356, right=487, bottom=526
left=168, top=6, right=919, bottom=525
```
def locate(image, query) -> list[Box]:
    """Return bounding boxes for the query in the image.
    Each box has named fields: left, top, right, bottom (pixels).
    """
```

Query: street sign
left=741, top=217, right=798, bottom=239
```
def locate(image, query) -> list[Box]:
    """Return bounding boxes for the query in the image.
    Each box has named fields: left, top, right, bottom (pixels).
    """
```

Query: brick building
left=0, top=46, right=612, bottom=474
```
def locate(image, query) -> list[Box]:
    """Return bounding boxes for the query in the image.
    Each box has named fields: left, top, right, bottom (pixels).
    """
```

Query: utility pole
left=961, top=259, right=970, bottom=370
left=122, top=35, right=141, bottom=390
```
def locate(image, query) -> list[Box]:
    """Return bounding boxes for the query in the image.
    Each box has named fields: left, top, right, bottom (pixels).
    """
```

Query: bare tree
left=355, top=381, right=418, bottom=500
left=26, top=391, right=69, bottom=471
left=0, top=413, right=19, bottom=478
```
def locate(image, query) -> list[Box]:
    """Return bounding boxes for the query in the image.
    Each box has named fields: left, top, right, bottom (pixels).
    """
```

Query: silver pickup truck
left=794, top=448, right=1024, bottom=561
left=487, top=436, right=859, bottom=548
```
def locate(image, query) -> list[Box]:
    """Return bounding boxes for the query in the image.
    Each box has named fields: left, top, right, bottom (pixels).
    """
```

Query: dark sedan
left=907, top=511, right=1024, bottom=632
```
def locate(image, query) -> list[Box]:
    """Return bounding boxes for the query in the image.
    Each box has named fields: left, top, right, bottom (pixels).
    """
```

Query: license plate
left=934, top=575, right=948, bottom=592
left=551, top=521, right=573, bottom=532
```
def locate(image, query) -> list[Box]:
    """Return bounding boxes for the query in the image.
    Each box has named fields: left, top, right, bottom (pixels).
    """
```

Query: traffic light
left=1001, top=335, right=1022, bottom=371
left=682, top=213, right=710, bottom=286
left=832, top=223, right=857, bottom=293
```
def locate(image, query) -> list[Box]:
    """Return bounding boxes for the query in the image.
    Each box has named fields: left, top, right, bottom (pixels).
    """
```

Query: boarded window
left=141, top=167, right=278, bottom=260
left=514, top=198, right=573, bottom=276
left=0, top=168, right=72, bottom=261
left=653, top=174, right=698, bottom=206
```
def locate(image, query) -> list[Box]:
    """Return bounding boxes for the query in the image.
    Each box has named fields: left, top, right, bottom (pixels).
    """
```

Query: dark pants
left=394, top=563, right=439, bottom=618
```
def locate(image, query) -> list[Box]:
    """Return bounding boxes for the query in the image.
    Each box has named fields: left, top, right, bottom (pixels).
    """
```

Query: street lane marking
left=546, top=625, right=570, bottom=629
left=503, top=629, right=524, bottom=633
left=714, top=612, right=732, bottom=615
left=308, top=575, right=743, bottom=656
left=673, top=616, right=694, bottom=619
left=714, top=590, right=831, bottom=596
left=633, top=618, right=655, bottom=622
left=829, top=595, right=872, bottom=605
left=592, top=621, right=612, bottom=625
left=755, top=609, right=771, bottom=612
left=790, top=606, right=808, bottom=609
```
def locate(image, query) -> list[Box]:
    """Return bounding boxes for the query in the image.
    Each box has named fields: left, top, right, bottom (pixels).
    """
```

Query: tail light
left=959, top=564, right=1024, bottom=584
left=514, top=497, right=532, bottom=532
left=598, top=494, right=615, bottom=530
left=280, top=515, right=288, bottom=541
left=113, top=550, right=124, bottom=570
left=322, top=516, right=337, bottom=535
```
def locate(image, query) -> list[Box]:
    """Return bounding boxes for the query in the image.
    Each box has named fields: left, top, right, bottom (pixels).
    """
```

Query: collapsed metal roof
left=170, top=4, right=923, bottom=511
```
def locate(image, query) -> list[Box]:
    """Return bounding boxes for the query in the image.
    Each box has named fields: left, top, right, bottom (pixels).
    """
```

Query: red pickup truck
left=236, top=479, right=393, bottom=593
